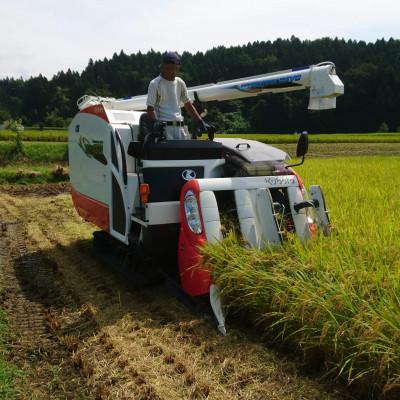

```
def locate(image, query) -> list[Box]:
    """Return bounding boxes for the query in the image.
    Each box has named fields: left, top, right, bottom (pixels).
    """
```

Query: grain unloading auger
left=69, top=62, right=344, bottom=334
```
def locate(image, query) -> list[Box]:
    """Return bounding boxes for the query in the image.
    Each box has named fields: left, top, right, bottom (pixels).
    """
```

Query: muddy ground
left=0, top=183, right=352, bottom=399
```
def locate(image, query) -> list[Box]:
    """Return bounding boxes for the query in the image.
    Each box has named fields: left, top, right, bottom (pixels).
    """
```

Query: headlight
left=184, top=190, right=202, bottom=234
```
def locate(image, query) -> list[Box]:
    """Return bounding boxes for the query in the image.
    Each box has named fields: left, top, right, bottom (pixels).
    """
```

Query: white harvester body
left=69, top=61, right=342, bottom=333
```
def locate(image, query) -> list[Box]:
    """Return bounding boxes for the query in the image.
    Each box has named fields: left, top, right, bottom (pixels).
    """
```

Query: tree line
left=1, top=36, right=399, bottom=133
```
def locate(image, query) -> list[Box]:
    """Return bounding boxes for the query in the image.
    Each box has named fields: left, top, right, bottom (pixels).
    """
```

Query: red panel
left=80, top=104, right=109, bottom=122
left=288, top=167, right=304, bottom=190
left=178, top=231, right=211, bottom=296
left=178, top=180, right=211, bottom=297
left=71, top=186, right=109, bottom=232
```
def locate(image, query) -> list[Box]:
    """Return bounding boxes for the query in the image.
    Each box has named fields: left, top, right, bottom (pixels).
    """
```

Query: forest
left=0, top=36, right=399, bottom=133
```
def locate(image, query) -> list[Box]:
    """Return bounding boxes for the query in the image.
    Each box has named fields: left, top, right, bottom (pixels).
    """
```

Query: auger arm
left=77, top=61, right=343, bottom=112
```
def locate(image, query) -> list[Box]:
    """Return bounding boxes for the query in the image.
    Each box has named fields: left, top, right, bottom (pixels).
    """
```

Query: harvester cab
left=68, top=62, right=343, bottom=334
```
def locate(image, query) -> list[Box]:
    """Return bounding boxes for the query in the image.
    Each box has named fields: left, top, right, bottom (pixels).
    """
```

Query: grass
left=0, top=163, right=69, bottom=184
left=204, top=156, right=400, bottom=398
left=0, top=228, right=24, bottom=399
left=0, top=142, right=68, bottom=165
left=0, top=129, right=68, bottom=142
left=0, top=307, right=24, bottom=398
left=0, top=141, right=68, bottom=184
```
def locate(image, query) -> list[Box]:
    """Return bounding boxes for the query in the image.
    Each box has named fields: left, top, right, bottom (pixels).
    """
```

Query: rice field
left=0, top=129, right=68, bottom=142
left=1, top=129, right=400, bottom=143
left=216, top=132, right=400, bottom=144
left=0, top=141, right=68, bottom=164
left=1, top=127, right=399, bottom=398
left=204, top=156, right=400, bottom=398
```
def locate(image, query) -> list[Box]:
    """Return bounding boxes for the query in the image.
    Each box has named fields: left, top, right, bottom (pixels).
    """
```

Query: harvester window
left=110, top=131, right=119, bottom=172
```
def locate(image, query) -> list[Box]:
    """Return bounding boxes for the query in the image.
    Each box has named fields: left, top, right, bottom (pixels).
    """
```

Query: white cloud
left=0, top=0, right=399, bottom=79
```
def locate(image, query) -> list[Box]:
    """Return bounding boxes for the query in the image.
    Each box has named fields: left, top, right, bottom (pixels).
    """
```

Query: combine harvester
left=68, top=62, right=344, bottom=334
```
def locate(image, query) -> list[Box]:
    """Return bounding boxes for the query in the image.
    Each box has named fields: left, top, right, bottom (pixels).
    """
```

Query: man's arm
left=184, top=101, right=216, bottom=140
left=147, top=106, right=156, bottom=122
left=180, top=80, right=215, bottom=139
left=146, top=79, right=158, bottom=122
left=184, top=101, right=202, bottom=122
left=180, top=78, right=202, bottom=122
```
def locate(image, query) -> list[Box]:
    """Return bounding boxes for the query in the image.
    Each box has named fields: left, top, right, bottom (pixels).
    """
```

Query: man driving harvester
left=146, top=51, right=215, bottom=140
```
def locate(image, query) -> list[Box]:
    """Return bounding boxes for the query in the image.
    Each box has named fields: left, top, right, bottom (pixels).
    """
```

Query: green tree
left=44, top=110, right=67, bottom=127
left=378, top=122, right=389, bottom=132
left=0, top=109, right=11, bottom=123
left=1, top=38, right=400, bottom=132
left=4, top=119, right=24, bottom=156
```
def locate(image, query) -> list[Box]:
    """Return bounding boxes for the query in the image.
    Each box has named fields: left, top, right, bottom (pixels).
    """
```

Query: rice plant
left=204, top=156, right=400, bottom=398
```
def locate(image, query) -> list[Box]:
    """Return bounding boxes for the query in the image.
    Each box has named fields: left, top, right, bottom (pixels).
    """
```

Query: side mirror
left=296, top=131, right=309, bottom=158
left=287, top=131, right=309, bottom=168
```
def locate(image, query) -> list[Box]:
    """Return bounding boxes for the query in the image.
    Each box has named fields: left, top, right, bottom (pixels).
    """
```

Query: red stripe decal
left=71, top=186, right=109, bottom=232
left=80, top=104, right=109, bottom=122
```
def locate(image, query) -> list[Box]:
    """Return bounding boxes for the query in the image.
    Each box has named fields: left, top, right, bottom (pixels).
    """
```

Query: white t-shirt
left=146, top=75, right=190, bottom=121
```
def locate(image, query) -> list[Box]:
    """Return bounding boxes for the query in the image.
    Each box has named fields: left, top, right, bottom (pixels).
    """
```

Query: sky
left=1, top=0, right=399, bottom=80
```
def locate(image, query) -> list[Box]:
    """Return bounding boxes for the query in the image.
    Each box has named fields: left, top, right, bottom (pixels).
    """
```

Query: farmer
left=146, top=51, right=214, bottom=140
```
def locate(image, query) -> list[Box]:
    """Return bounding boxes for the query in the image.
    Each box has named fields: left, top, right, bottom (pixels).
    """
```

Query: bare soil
left=0, top=182, right=70, bottom=197
left=0, top=184, right=352, bottom=399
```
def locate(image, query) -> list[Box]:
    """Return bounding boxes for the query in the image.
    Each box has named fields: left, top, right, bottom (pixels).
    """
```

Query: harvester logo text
left=264, top=176, right=297, bottom=186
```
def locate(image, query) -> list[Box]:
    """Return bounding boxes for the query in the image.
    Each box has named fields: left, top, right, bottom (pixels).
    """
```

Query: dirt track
left=0, top=183, right=348, bottom=399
